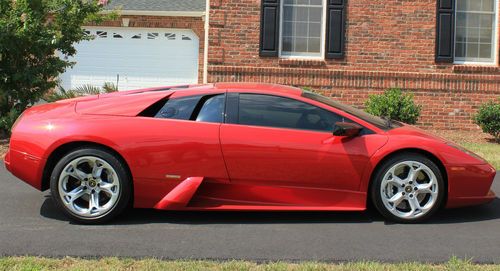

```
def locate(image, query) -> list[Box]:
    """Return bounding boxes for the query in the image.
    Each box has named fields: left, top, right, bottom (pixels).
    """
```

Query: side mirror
left=333, top=122, right=363, bottom=137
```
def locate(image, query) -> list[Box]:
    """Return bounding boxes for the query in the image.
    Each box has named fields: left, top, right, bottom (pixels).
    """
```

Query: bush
left=0, top=108, right=19, bottom=137
left=365, top=88, right=422, bottom=124
left=44, top=83, right=118, bottom=103
left=474, top=100, right=500, bottom=142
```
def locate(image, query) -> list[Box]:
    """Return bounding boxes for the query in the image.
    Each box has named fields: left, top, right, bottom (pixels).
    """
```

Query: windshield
left=302, top=91, right=401, bottom=130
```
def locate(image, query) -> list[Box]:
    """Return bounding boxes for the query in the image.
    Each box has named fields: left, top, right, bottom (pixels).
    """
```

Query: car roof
left=116, top=83, right=303, bottom=98
left=215, top=83, right=303, bottom=96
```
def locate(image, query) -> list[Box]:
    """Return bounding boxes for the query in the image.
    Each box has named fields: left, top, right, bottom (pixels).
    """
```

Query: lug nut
left=409, top=181, right=413, bottom=185
left=410, top=194, right=414, bottom=198
left=414, top=187, right=418, bottom=191
left=402, top=192, right=406, bottom=196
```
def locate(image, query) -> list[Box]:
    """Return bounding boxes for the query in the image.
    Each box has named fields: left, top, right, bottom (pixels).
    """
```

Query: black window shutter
left=325, top=0, right=346, bottom=59
left=436, top=0, right=455, bottom=63
left=260, top=0, right=280, bottom=57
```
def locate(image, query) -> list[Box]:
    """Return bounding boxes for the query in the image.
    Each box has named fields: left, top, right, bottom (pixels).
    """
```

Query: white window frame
left=278, top=0, right=327, bottom=60
left=454, top=0, right=499, bottom=65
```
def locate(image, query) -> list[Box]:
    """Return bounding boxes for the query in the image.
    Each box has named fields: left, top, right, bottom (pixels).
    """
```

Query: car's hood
left=386, top=123, right=449, bottom=143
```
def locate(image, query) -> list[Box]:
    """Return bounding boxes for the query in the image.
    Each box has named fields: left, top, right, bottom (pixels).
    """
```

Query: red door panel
left=119, top=118, right=229, bottom=207
left=220, top=124, right=388, bottom=192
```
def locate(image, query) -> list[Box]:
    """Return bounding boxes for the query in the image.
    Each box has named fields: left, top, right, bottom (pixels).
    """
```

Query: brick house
left=206, top=0, right=500, bottom=130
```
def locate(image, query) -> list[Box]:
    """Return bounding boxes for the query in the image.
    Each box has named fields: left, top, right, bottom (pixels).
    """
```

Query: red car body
left=4, top=83, right=497, bottom=212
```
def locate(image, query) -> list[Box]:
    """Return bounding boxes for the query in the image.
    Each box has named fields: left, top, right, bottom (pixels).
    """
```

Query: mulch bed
left=0, top=139, right=8, bottom=160
left=428, top=129, right=496, bottom=144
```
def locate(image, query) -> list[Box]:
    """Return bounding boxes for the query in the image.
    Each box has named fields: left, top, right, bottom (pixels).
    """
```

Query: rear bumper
left=446, top=164, right=497, bottom=208
left=5, top=149, right=45, bottom=191
left=3, top=150, right=11, bottom=171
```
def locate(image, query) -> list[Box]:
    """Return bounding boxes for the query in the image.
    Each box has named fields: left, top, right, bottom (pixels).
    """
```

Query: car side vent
left=138, top=98, right=168, bottom=117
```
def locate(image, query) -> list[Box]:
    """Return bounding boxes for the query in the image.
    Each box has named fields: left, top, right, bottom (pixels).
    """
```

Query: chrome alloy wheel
left=58, top=156, right=121, bottom=218
left=380, top=161, right=439, bottom=220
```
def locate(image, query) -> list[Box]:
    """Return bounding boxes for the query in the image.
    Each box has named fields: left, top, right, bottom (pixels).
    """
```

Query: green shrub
left=365, top=88, right=422, bottom=124
left=44, top=83, right=119, bottom=103
left=0, top=108, right=20, bottom=137
left=474, top=100, right=500, bottom=142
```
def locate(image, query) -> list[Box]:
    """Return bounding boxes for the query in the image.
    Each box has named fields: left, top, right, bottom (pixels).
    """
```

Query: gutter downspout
left=203, top=0, right=210, bottom=84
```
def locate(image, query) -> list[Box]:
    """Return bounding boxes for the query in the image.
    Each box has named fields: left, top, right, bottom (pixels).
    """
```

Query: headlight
left=446, top=142, right=487, bottom=163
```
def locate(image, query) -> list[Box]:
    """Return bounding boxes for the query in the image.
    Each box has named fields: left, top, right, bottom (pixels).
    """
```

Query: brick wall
left=208, top=0, right=500, bottom=130
left=91, top=15, right=205, bottom=83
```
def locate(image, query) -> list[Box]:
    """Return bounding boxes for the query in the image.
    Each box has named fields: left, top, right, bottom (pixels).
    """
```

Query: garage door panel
left=60, top=27, right=199, bottom=91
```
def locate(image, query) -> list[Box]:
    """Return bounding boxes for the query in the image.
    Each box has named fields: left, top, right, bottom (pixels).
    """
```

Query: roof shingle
left=106, top=0, right=206, bottom=12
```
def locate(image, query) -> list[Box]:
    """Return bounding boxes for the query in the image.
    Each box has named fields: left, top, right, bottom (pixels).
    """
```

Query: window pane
left=456, top=42, right=466, bottom=58
left=196, top=95, right=225, bottom=123
left=480, top=28, right=493, bottom=42
left=466, top=43, right=479, bottom=58
left=281, top=0, right=324, bottom=57
left=156, top=96, right=201, bottom=120
left=455, top=0, right=496, bottom=63
left=470, top=0, right=482, bottom=11
left=479, top=44, right=492, bottom=58
left=483, top=0, right=494, bottom=11
left=238, top=94, right=344, bottom=132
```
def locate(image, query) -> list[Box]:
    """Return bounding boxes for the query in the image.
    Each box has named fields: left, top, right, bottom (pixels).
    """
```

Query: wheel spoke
left=65, top=186, right=86, bottom=203
left=388, top=192, right=405, bottom=208
left=406, top=164, right=421, bottom=182
left=100, top=183, right=117, bottom=195
left=408, top=197, right=421, bottom=213
left=67, top=167, right=88, bottom=181
left=89, top=192, right=100, bottom=211
left=92, top=164, right=103, bottom=179
left=388, top=176, right=405, bottom=187
left=416, top=182, right=434, bottom=195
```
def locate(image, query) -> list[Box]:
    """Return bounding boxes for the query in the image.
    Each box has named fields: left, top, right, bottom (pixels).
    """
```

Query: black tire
left=50, top=147, right=132, bottom=224
left=371, top=153, right=445, bottom=223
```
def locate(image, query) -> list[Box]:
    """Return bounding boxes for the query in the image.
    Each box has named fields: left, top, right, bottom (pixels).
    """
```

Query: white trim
left=102, top=10, right=205, bottom=17
left=203, top=0, right=210, bottom=83
left=278, top=0, right=327, bottom=60
left=453, top=0, right=499, bottom=65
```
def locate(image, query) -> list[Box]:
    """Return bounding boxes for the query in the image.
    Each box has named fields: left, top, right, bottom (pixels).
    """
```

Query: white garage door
left=60, top=27, right=199, bottom=91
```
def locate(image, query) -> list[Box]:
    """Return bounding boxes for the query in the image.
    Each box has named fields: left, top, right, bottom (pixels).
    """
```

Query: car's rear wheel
left=371, top=153, right=445, bottom=223
left=50, top=147, right=131, bottom=224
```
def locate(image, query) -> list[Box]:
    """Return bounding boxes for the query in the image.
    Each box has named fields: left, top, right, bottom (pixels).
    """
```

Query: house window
left=280, top=0, right=325, bottom=58
left=455, top=0, right=498, bottom=63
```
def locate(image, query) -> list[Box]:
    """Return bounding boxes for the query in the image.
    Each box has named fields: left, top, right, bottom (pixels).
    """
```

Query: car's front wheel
left=50, top=147, right=131, bottom=224
left=371, top=153, right=445, bottom=223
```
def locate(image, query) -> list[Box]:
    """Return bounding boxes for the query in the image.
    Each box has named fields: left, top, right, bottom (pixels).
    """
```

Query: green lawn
left=461, top=142, right=500, bottom=170
left=1, top=257, right=499, bottom=271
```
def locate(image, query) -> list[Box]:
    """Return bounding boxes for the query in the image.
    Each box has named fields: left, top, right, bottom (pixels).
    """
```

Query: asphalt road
left=0, top=162, right=499, bottom=263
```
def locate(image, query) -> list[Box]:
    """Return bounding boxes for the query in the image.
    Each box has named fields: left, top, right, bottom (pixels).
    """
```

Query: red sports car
left=4, top=83, right=496, bottom=224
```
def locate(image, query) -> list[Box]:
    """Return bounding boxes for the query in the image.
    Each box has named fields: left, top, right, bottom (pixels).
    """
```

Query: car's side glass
left=196, top=94, right=225, bottom=123
left=238, top=94, right=345, bottom=132
left=155, top=95, right=202, bottom=120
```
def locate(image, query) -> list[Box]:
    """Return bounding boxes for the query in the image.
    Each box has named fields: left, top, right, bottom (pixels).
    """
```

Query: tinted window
left=155, top=96, right=201, bottom=120
left=238, top=94, right=345, bottom=132
left=302, top=91, right=401, bottom=130
left=196, top=94, right=225, bottom=123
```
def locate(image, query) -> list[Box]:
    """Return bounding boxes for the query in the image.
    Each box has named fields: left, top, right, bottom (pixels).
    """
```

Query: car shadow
left=39, top=195, right=500, bottom=226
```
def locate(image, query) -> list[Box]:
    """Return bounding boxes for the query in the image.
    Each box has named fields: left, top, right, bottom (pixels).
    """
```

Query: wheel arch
left=366, top=148, right=448, bottom=208
left=41, top=141, right=133, bottom=193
